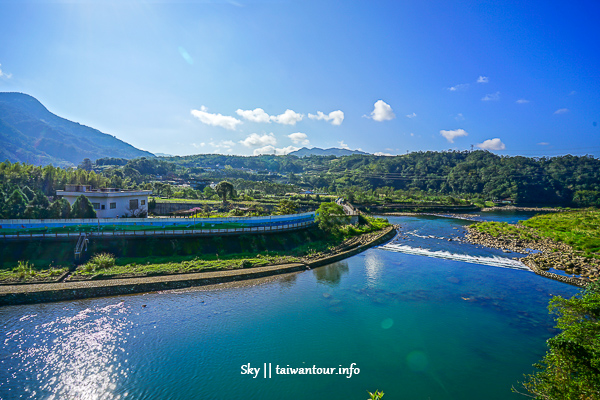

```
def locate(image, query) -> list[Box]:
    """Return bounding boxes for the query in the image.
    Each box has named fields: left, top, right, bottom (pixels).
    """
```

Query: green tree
left=25, top=191, right=51, bottom=219
left=164, top=184, right=173, bottom=199
left=78, top=158, right=93, bottom=172
left=21, top=186, right=35, bottom=202
left=572, top=190, right=600, bottom=207
left=215, top=181, right=234, bottom=204
left=70, top=195, right=97, bottom=218
left=275, top=199, right=298, bottom=215
left=3, top=189, right=28, bottom=219
left=203, top=185, right=216, bottom=199
left=520, top=281, right=600, bottom=399
left=48, top=198, right=71, bottom=218
left=315, top=202, right=350, bottom=232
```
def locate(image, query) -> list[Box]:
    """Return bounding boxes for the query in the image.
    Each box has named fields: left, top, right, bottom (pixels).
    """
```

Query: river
left=0, top=211, right=578, bottom=399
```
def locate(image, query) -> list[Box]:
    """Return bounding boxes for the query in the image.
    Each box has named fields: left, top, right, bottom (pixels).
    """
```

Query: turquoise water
left=0, top=213, right=578, bottom=399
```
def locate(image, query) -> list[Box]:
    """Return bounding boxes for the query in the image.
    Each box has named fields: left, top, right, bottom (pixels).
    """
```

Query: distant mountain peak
left=288, top=147, right=369, bottom=158
left=0, top=92, right=154, bottom=167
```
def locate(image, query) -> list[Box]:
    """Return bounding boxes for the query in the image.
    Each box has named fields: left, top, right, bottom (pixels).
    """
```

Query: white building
left=56, top=185, right=152, bottom=218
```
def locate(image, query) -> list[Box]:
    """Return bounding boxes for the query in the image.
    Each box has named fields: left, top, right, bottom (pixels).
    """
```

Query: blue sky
left=0, top=0, right=599, bottom=157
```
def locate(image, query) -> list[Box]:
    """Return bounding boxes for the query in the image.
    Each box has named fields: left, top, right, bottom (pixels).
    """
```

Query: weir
left=379, top=243, right=531, bottom=271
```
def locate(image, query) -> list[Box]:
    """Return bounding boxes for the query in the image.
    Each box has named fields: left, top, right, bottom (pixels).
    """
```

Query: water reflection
left=277, top=273, right=299, bottom=288
left=1, top=302, right=132, bottom=400
left=313, top=261, right=349, bottom=286
left=364, top=252, right=386, bottom=287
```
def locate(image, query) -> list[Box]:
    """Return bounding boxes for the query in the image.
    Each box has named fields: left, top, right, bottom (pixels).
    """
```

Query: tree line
left=1, top=151, right=599, bottom=219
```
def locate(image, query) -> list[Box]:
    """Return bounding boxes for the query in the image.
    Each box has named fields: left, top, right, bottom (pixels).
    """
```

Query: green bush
left=86, top=253, right=116, bottom=271
left=14, top=261, right=35, bottom=278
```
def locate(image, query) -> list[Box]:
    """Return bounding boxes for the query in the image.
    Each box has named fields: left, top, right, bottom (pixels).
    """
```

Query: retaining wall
left=0, top=226, right=397, bottom=306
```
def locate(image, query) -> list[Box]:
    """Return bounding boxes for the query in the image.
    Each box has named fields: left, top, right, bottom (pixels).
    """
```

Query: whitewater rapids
left=379, top=243, right=531, bottom=271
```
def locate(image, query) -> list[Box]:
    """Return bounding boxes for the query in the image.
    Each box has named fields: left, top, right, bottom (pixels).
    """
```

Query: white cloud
left=477, top=76, right=489, bottom=83
left=288, top=132, right=310, bottom=145
left=516, top=99, right=530, bottom=104
left=374, top=152, right=394, bottom=156
left=448, top=83, right=469, bottom=91
left=253, top=145, right=299, bottom=156
left=440, top=129, right=468, bottom=143
left=236, top=108, right=272, bottom=123
left=191, top=142, right=206, bottom=148
left=191, top=106, right=242, bottom=130
left=406, top=112, right=417, bottom=118
left=538, top=142, right=549, bottom=146
left=308, top=110, right=344, bottom=126
left=271, top=109, right=304, bottom=125
left=482, top=92, right=500, bottom=101
left=209, top=140, right=236, bottom=151
left=338, top=140, right=350, bottom=150
left=278, top=145, right=300, bottom=155
left=368, top=100, right=395, bottom=122
left=239, top=133, right=277, bottom=148
left=477, top=138, right=506, bottom=150
left=455, top=113, right=465, bottom=121
left=554, top=108, right=569, bottom=114
left=0, top=64, right=12, bottom=79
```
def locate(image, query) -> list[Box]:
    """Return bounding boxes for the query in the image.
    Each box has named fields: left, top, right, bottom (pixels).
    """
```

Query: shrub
left=88, top=253, right=116, bottom=269
left=14, top=261, right=35, bottom=278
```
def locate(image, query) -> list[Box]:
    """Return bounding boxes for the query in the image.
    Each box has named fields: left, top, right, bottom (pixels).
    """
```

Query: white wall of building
left=58, top=191, right=151, bottom=218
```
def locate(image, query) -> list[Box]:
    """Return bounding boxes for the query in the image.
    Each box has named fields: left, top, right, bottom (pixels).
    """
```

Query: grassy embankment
left=470, top=209, right=600, bottom=281
left=0, top=215, right=390, bottom=283
left=473, top=209, right=600, bottom=256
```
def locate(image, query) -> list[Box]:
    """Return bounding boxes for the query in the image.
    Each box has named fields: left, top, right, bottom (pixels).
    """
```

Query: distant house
left=56, top=185, right=152, bottom=218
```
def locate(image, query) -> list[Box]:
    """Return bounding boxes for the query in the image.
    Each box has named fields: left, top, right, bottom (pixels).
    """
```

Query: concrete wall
left=61, top=192, right=150, bottom=218
left=0, top=213, right=317, bottom=238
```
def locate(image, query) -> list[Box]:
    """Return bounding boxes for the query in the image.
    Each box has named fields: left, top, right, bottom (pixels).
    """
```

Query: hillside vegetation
left=0, top=92, right=153, bottom=167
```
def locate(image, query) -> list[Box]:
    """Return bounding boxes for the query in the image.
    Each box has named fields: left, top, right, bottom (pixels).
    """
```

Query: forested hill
left=1, top=151, right=598, bottom=208
left=160, top=151, right=600, bottom=206
left=0, top=92, right=154, bottom=167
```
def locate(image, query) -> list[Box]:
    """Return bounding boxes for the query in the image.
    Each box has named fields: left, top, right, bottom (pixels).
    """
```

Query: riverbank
left=480, top=206, right=562, bottom=212
left=465, top=221, right=599, bottom=286
left=0, top=226, right=397, bottom=305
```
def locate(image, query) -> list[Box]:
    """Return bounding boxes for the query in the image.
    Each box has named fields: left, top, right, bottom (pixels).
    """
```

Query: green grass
left=521, top=209, right=600, bottom=254
left=473, top=221, right=539, bottom=241
left=473, top=208, right=600, bottom=255
left=73, top=253, right=302, bottom=278
left=335, top=215, right=391, bottom=239
left=0, top=261, right=69, bottom=283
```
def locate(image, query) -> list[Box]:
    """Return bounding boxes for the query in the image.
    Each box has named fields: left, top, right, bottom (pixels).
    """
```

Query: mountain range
left=0, top=92, right=154, bottom=167
left=288, top=147, right=369, bottom=158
